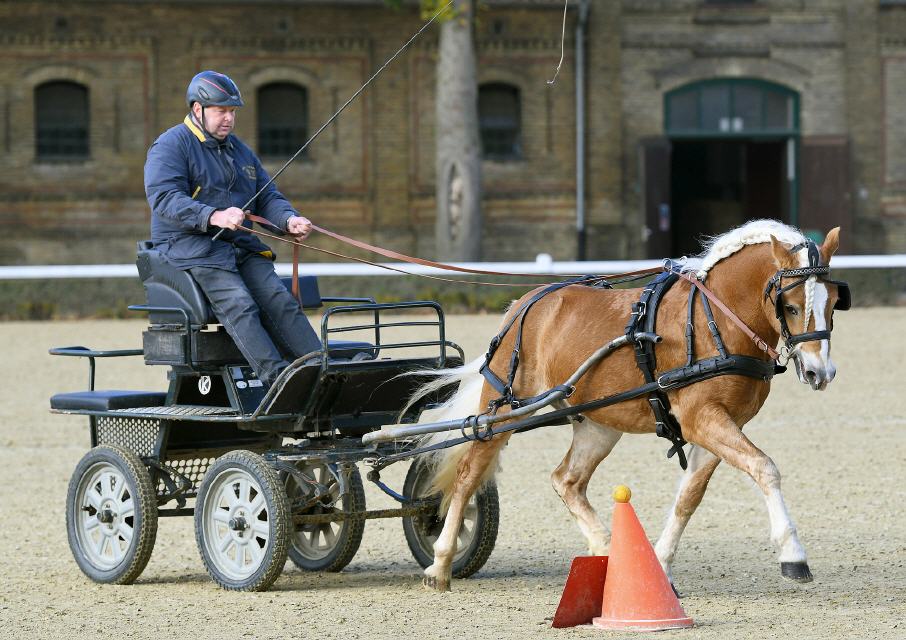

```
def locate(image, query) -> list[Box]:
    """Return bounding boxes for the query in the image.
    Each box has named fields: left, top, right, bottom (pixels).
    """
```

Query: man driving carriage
left=143, top=70, right=321, bottom=387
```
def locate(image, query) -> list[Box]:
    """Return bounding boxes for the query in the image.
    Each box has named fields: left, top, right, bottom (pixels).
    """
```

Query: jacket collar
left=183, top=114, right=234, bottom=150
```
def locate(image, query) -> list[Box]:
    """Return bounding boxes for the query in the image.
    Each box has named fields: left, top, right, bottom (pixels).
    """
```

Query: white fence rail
left=1, top=253, right=905, bottom=280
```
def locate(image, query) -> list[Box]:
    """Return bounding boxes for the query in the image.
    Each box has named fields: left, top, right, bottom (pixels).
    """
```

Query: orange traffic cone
left=592, top=485, right=693, bottom=631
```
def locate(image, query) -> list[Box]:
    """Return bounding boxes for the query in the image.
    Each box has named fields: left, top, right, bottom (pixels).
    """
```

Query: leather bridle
left=763, top=240, right=851, bottom=349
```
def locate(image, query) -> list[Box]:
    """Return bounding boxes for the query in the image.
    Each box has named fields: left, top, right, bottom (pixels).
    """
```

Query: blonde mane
left=691, top=219, right=808, bottom=279
left=687, top=219, right=815, bottom=331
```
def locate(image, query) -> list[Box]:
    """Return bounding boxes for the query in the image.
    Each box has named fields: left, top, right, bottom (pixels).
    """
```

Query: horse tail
left=402, top=356, right=496, bottom=514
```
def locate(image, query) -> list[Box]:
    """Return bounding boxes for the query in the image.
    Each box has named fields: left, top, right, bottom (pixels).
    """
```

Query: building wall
left=1, top=0, right=904, bottom=267
left=0, top=0, right=611, bottom=265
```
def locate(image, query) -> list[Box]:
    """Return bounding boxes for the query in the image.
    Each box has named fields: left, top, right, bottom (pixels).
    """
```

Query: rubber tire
left=285, top=462, right=366, bottom=572
left=401, top=459, right=499, bottom=579
left=194, top=450, right=290, bottom=591
left=66, top=444, right=158, bottom=585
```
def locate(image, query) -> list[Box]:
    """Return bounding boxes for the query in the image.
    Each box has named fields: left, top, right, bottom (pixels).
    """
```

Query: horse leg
left=550, top=416, right=622, bottom=555
left=653, top=444, right=721, bottom=584
left=691, top=409, right=812, bottom=582
left=423, top=434, right=510, bottom=592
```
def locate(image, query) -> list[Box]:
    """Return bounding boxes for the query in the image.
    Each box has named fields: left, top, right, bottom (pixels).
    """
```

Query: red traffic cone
left=551, top=556, right=608, bottom=628
left=592, top=485, right=693, bottom=631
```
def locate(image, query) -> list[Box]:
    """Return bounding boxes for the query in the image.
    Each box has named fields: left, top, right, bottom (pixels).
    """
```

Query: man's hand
left=287, top=215, right=313, bottom=239
left=209, top=207, right=246, bottom=230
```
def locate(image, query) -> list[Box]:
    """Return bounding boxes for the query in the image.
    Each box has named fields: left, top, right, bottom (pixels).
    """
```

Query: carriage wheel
left=66, top=444, right=158, bottom=584
left=285, top=462, right=366, bottom=572
left=401, top=459, right=499, bottom=579
left=194, top=450, right=290, bottom=591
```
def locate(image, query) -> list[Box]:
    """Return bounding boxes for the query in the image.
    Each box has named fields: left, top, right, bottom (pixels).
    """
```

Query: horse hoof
left=780, top=561, right=814, bottom=583
left=422, top=574, right=451, bottom=592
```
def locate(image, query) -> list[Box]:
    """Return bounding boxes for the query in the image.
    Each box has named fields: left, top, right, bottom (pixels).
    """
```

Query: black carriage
left=50, top=242, right=498, bottom=591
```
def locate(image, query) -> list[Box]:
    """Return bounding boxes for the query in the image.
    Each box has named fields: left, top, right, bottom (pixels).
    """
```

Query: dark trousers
left=189, top=253, right=321, bottom=385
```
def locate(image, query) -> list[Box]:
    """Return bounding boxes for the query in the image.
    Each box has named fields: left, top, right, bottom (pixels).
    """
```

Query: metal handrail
left=49, top=346, right=145, bottom=391
left=321, top=300, right=455, bottom=367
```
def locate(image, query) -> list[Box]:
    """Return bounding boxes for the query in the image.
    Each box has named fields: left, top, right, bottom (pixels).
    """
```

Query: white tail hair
left=402, top=356, right=497, bottom=514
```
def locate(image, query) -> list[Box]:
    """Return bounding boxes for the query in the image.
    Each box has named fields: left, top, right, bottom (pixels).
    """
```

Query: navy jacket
left=144, top=115, right=296, bottom=270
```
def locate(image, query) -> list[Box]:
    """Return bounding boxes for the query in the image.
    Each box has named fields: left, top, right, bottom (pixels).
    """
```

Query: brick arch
left=22, top=64, right=99, bottom=91
left=654, top=57, right=811, bottom=95
left=246, top=66, right=321, bottom=92
left=478, top=67, right=530, bottom=91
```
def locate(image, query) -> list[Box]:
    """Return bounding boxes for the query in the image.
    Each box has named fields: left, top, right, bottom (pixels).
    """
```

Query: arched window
left=35, top=81, right=90, bottom=160
left=257, top=83, right=308, bottom=158
left=479, top=83, right=521, bottom=160
left=665, top=79, right=798, bottom=136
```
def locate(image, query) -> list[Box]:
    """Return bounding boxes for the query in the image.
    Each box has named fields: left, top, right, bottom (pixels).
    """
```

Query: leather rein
left=235, top=213, right=786, bottom=362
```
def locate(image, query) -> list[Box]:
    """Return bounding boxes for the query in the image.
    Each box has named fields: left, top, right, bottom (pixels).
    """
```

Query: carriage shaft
left=362, top=333, right=658, bottom=444
left=293, top=505, right=433, bottom=525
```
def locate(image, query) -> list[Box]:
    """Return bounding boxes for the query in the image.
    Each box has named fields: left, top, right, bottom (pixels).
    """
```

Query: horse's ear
left=820, top=227, right=841, bottom=264
left=770, top=235, right=793, bottom=268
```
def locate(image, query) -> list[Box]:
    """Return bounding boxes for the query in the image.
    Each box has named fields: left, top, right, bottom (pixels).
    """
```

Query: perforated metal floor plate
left=110, top=405, right=238, bottom=416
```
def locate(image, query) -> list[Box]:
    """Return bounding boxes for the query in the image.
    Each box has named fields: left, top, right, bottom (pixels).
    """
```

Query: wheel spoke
left=235, top=545, right=247, bottom=571
left=238, top=479, right=250, bottom=505
left=252, top=521, right=270, bottom=539
left=321, top=525, right=337, bottom=548
left=83, top=515, right=100, bottom=531
left=463, top=503, right=478, bottom=522
left=249, top=494, right=265, bottom=517
left=110, top=536, right=126, bottom=562
left=85, top=489, right=103, bottom=512
left=117, top=521, right=134, bottom=543
left=247, top=540, right=263, bottom=564
left=458, top=522, right=473, bottom=545
left=101, top=472, right=115, bottom=499
left=116, top=476, right=129, bottom=502
left=119, top=499, right=134, bottom=519
left=212, top=508, right=230, bottom=524
left=96, top=533, right=108, bottom=558
left=218, top=532, right=233, bottom=554
left=223, top=484, right=239, bottom=509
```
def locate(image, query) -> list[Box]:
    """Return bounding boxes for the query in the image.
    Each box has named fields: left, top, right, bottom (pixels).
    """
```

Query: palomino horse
left=415, top=220, right=848, bottom=592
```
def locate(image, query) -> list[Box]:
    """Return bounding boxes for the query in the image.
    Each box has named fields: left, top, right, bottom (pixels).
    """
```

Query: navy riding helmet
left=186, top=70, right=244, bottom=108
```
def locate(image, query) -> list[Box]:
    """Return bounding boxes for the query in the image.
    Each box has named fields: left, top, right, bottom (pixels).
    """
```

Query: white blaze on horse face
left=795, top=281, right=836, bottom=390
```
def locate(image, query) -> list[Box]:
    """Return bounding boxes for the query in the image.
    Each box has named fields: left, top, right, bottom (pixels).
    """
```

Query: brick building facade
left=1, top=0, right=905, bottom=266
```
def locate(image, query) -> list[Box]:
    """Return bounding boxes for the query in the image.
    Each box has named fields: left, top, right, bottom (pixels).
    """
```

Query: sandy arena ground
left=0, top=309, right=904, bottom=640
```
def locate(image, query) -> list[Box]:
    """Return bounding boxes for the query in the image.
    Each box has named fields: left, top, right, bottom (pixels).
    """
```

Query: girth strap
left=625, top=271, right=688, bottom=469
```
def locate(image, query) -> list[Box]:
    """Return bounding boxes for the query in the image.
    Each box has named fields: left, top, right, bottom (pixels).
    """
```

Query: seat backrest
left=279, top=276, right=323, bottom=310
left=136, top=241, right=217, bottom=325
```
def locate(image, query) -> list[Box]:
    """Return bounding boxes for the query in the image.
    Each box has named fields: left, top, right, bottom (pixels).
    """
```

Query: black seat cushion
left=50, top=390, right=167, bottom=412
left=327, top=340, right=379, bottom=360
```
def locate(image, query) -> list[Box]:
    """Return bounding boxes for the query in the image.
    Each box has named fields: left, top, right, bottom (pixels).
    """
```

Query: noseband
left=763, top=240, right=851, bottom=348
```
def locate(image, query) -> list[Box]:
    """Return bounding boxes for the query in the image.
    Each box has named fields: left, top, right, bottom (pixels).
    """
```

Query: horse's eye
left=784, top=304, right=799, bottom=316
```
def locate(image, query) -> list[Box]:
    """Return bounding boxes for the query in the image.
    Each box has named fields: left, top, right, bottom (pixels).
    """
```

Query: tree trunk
left=435, top=0, right=482, bottom=261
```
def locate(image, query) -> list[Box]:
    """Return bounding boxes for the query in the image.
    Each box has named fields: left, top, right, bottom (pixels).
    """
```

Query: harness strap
left=674, top=269, right=780, bottom=360
left=625, top=271, right=688, bottom=469
left=699, top=289, right=728, bottom=359
left=685, top=285, right=696, bottom=366
left=480, top=276, right=599, bottom=409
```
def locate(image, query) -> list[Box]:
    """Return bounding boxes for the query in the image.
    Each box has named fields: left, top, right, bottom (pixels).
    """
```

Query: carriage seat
left=135, top=241, right=376, bottom=366
left=50, top=390, right=167, bottom=412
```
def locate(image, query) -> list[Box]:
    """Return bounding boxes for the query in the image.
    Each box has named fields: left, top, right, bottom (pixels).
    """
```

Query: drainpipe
left=575, top=0, right=590, bottom=260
